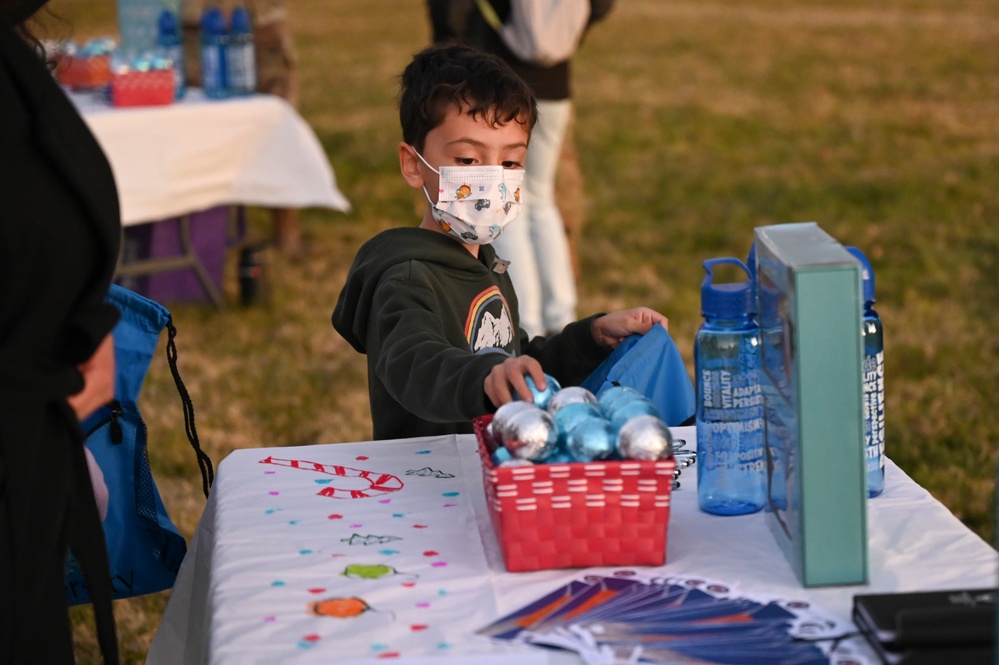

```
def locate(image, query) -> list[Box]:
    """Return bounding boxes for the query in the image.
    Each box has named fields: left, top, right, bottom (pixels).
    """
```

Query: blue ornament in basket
left=617, top=414, right=673, bottom=461
left=546, top=386, right=597, bottom=415
left=522, top=374, right=561, bottom=410
left=597, top=385, right=646, bottom=417
left=553, top=401, right=602, bottom=443
left=566, top=415, right=617, bottom=462
left=609, top=397, right=661, bottom=433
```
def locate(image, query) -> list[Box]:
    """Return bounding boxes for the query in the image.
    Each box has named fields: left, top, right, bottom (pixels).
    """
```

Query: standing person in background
left=182, top=0, right=303, bottom=254
left=1, top=2, right=121, bottom=662
left=429, top=0, right=614, bottom=337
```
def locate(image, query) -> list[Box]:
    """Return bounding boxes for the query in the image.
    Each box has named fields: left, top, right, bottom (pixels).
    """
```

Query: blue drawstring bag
left=66, top=285, right=214, bottom=605
left=581, top=323, right=696, bottom=426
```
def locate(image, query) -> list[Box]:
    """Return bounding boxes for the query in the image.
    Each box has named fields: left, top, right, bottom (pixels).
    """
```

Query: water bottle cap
left=158, top=9, right=178, bottom=36
left=701, top=258, right=755, bottom=319
left=201, top=6, right=225, bottom=34
left=845, top=246, right=876, bottom=303
left=230, top=6, right=252, bottom=33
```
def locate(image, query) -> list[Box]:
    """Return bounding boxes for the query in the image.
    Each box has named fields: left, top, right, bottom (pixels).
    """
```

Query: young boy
left=332, top=44, right=667, bottom=441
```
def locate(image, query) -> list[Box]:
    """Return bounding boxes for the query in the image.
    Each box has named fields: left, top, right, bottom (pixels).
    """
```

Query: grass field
left=36, top=0, right=999, bottom=661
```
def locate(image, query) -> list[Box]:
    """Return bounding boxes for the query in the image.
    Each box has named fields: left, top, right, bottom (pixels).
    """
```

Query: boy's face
left=401, top=104, right=530, bottom=207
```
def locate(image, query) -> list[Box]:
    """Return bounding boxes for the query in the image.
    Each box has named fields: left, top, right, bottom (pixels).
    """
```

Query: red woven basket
left=474, top=414, right=675, bottom=573
left=111, top=70, right=175, bottom=108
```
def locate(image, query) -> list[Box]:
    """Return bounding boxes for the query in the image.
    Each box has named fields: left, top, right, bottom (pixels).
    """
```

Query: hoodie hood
left=332, top=227, right=497, bottom=352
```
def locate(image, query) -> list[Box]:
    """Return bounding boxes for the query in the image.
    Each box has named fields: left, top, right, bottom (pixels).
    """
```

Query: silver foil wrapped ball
left=617, top=414, right=673, bottom=461
left=492, top=400, right=536, bottom=442
left=547, top=386, right=598, bottom=415
left=502, top=406, right=558, bottom=461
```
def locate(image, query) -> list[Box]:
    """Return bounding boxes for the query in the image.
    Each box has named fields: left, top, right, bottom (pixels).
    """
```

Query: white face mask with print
left=413, top=149, right=524, bottom=245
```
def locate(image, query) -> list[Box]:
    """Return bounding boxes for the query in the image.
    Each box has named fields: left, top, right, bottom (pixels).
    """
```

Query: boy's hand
left=484, top=355, right=547, bottom=408
left=592, top=308, right=668, bottom=349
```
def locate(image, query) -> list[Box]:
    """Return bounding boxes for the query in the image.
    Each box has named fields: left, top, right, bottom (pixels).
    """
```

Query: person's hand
left=483, top=355, right=547, bottom=409
left=591, top=307, right=668, bottom=349
left=67, top=333, right=115, bottom=421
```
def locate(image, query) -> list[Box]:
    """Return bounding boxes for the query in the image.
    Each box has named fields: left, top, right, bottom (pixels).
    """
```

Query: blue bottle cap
left=158, top=9, right=178, bottom=37
left=701, top=258, right=754, bottom=318
left=230, top=6, right=252, bottom=34
left=845, top=246, right=876, bottom=304
left=201, top=6, right=225, bottom=34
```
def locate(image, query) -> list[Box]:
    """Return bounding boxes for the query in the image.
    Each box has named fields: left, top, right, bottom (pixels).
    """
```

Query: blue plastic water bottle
left=847, top=247, right=885, bottom=497
left=156, top=9, right=185, bottom=99
left=226, top=6, right=256, bottom=96
left=695, top=258, right=766, bottom=516
left=200, top=5, right=227, bottom=99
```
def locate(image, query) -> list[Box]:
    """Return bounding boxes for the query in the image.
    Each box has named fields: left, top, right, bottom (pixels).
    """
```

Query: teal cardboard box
left=754, top=222, right=868, bottom=587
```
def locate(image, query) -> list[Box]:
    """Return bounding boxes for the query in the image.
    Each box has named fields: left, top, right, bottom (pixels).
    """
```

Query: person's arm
left=590, top=307, right=667, bottom=348
left=66, top=332, right=115, bottom=421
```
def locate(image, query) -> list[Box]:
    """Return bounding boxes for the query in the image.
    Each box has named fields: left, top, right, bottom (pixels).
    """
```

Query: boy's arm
left=370, top=277, right=504, bottom=423
left=520, top=307, right=669, bottom=392
left=521, top=314, right=612, bottom=387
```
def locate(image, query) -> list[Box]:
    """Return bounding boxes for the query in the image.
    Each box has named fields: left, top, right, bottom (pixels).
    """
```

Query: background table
left=71, top=89, right=351, bottom=226
left=147, top=429, right=997, bottom=665
left=71, top=89, right=351, bottom=306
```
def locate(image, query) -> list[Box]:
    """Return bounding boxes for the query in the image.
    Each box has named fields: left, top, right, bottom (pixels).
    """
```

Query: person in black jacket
left=1, top=2, right=122, bottom=662
left=332, top=44, right=666, bottom=441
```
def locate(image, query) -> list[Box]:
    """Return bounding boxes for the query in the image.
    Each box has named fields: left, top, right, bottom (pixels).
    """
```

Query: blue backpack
left=67, top=285, right=214, bottom=605
left=581, top=322, right=696, bottom=427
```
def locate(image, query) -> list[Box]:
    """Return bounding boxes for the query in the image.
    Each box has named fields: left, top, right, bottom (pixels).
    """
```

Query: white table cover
left=147, top=428, right=997, bottom=665
left=70, top=89, right=351, bottom=226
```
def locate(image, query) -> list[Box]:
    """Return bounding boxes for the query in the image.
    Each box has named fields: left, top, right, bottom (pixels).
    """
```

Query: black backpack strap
left=164, top=316, right=214, bottom=498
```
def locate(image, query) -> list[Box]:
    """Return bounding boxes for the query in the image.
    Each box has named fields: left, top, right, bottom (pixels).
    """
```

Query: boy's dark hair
left=399, top=43, right=537, bottom=151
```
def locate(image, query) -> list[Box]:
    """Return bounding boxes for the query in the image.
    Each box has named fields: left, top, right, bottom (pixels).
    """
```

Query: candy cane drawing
left=260, top=456, right=404, bottom=499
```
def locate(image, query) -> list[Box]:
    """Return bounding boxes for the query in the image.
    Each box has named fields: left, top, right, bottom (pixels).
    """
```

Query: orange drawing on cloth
left=310, top=596, right=371, bottom=618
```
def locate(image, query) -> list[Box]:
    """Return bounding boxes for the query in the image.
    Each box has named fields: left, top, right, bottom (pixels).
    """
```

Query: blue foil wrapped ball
left=566, top=415, right=617, bottom=462
left=523, top=373, right=561, bottom=410
left=547, top=386, right=598, bottom=415
left=597, top=385, right=646, bottom=417
left=609, top=398, right=661, bottom=433
left=617, top=414, right=673, bottom=461
left=553, top=401, right=602, bottom=443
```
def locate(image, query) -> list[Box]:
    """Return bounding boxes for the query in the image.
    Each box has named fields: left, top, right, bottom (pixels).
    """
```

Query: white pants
left=492, top=98, right=577, bottom=337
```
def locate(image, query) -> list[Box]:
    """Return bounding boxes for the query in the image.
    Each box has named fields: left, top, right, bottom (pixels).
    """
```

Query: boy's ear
left=399, top=143, right=425, bottom=189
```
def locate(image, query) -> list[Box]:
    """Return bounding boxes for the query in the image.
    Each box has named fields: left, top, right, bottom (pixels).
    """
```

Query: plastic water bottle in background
left=695, top=258, right=766, bottom=516
left=200, top=5, right=227, bottom=98
left=226, top=6, right=256, bottom=96
left=847, top=246, right=885, bottom=497
left=238, top=243, right=266, bottom=306
left=156, top=9, right=185, bottom=98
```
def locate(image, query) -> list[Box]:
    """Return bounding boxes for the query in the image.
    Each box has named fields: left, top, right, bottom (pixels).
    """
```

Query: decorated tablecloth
left=147, top=429, right=997, bottom=664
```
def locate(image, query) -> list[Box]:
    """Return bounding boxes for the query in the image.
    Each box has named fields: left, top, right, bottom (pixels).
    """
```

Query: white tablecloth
left=147, top=429, right=997, bottom=665
left=70, top=89, right=351, bottom=226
